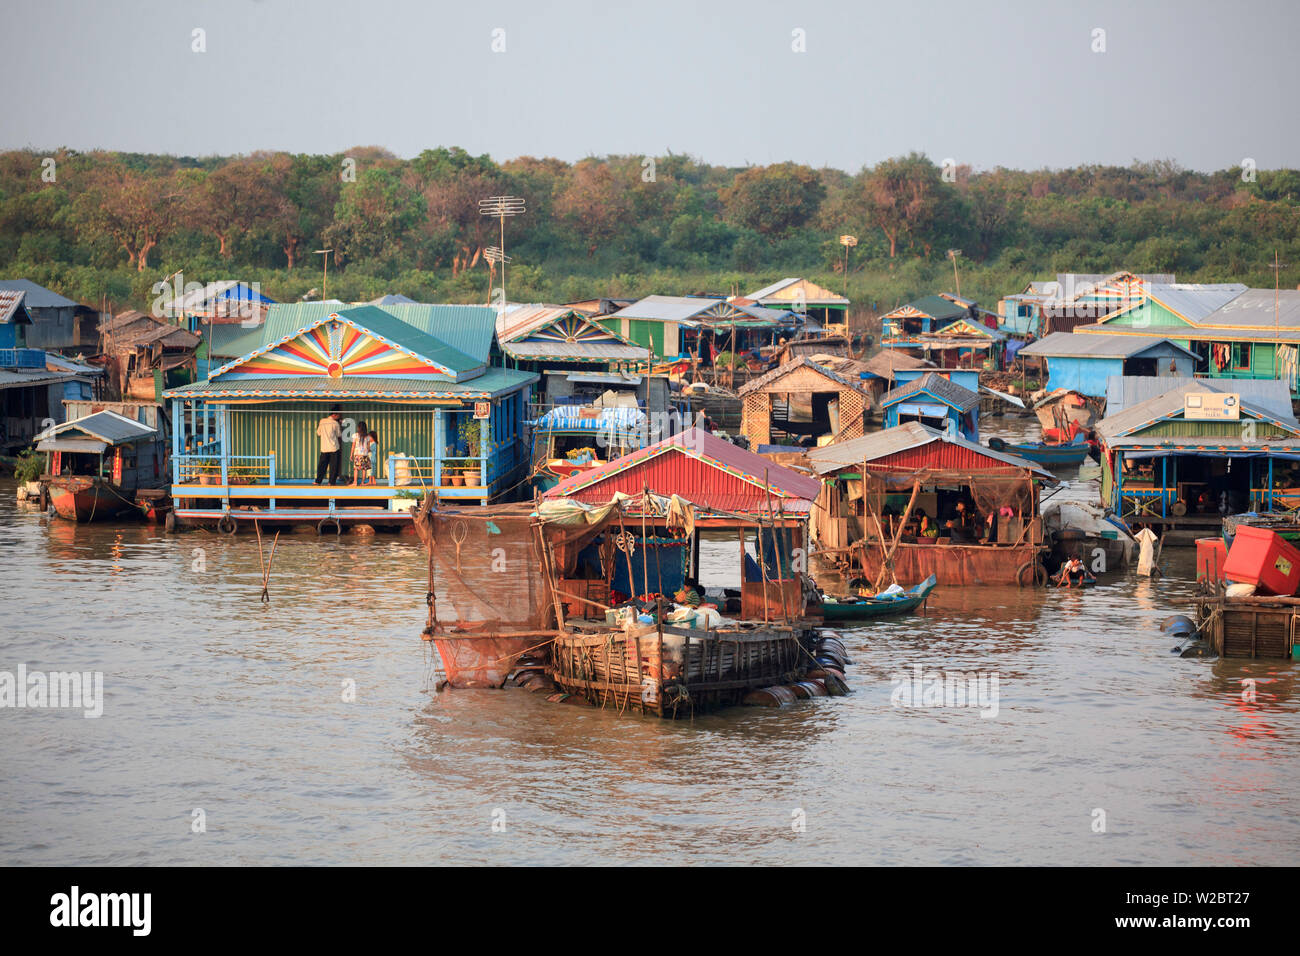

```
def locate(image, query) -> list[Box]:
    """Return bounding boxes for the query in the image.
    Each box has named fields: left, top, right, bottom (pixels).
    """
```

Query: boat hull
left=853, top=541, right=1042, bottom=586
left=820, top=575, right=937, bottom=621
left=45, top=477, right=137, bottom=523
left=1003, top=443, right=1090, bottom=466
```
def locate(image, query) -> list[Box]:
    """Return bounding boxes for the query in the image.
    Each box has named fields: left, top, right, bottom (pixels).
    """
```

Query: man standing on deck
left=315, top=407, right=343, bottom=485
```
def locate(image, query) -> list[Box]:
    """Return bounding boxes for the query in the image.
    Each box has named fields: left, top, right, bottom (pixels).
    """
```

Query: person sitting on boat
left=673, top=581, right=702, bottom=608
left=1056, top=556, right=1087, bottom=587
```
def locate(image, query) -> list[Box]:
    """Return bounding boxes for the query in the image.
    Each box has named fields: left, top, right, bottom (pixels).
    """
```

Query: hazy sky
left=3, top=0, right=1296, bottom=171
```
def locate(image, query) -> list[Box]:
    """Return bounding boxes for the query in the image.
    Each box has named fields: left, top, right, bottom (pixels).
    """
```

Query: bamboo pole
left=873, top=479, right=921, bottom=591
left=763, top=468, right=793, bottom=624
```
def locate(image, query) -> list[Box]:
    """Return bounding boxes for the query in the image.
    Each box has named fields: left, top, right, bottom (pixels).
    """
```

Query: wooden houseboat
left=738, top=356, right=873, bottom=448
left=35, top=409, right=168, bottom=521
left=880, top=371, right=981, bottom=442
left=413, top=430, right=841, bottom=716
left=162, top=303, right=537, bottom=531
left=807, top=422, right=1054, bottom=587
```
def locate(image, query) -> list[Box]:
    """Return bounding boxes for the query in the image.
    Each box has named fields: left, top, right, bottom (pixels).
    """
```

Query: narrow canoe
left=820, top=574, right=937, bottom=622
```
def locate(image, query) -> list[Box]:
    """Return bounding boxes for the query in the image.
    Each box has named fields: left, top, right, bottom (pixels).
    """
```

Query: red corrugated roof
left=543, top=427, right=819, bottom=512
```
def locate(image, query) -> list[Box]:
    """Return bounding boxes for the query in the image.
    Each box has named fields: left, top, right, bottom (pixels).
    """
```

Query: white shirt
left=317, top=417, right=341, bottom=452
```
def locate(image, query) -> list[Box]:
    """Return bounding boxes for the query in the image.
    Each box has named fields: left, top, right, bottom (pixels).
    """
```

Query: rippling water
left=1, top=415, right=1297, bottom=865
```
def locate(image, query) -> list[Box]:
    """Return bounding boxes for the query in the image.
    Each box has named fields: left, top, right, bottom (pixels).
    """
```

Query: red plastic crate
left=1196, top=538, right=1228, bottom=582
left=1222, top=526, right=1300, bottom=596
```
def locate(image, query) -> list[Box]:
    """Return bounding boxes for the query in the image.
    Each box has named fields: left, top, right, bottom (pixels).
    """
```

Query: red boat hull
left=46, top=478, right=136, bottom=523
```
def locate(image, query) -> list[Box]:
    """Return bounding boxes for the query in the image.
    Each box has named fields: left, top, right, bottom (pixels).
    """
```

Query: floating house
left=174, top=280, right=276, bottom=326
left=746, top=277, right=850, bottom=328
left=1094, top=380, right=1300, bottom=520
left=543, top=427, right=821, bottom=621
left=99, top=310, right=201, bottom=402
left=598, top=294, right=795, bottom=363
left=880, top=371, right=981, bottom=442
left=738, top=356, right=873, bottom=447
left=807, top=422, right=1052, bottom=586
left=35, top=409, right=167, bottom=522
left=880, top=293, right=1005, bottom=367
left=0, top=279, right=99, bottom=353
left=1000, top=272, right=1176, bottom=337
left=857, top=351, right=934, bottom=404
left=1074, top=287, right=1300, bottom=394
left=163, top=303, right=537, bottom=529
left=0, top=291, right=98, bottom=451
left=1017, top=331, right=1199, bottom=399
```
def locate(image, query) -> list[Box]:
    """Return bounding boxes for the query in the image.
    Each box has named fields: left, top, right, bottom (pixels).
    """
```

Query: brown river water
left=1, top=413, right=1297, bottom=865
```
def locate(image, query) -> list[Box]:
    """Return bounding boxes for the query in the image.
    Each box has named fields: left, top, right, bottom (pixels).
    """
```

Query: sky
left=2, top=0, right=1297, bottom=172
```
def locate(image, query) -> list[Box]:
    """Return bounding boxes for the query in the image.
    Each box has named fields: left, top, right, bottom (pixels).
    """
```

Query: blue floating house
left=163, top=303, right=538, bottom=527
left=1017, top=331, right=1199, bottom=399
left=880, top=371, right=981, bottom=442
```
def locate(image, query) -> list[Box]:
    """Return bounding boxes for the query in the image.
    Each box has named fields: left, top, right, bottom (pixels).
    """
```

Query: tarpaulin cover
left=610, top=538, right=688, bottom=597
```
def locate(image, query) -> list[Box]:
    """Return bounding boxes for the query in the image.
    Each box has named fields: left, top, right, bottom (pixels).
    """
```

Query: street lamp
left=314, top=249, right=333, bottom=302
left=839, top=234, right=857, bottom=300
left=947, top=249, right=962, bottom=298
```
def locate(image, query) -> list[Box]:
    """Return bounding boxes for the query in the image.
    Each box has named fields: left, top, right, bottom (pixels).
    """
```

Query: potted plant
left=444, top=458, right=466, bottom=486
left=14, top=447, right=43, bottom=498
left=196, top=459, right=220, bottom=486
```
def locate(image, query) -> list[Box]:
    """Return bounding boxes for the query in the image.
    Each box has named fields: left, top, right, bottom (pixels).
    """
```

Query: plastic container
left=1221, top=526, right=1300, bottom=596
left=1195, top=537, right=1229, bottom=583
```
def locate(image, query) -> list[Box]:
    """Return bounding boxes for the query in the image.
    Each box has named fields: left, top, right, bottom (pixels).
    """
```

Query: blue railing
left=174, top=453, right=276, bottom=485
left=0, top=348, right=46, bottom=369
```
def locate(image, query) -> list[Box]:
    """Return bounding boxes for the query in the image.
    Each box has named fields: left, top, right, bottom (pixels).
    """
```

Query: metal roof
left=806, top=422, right=1052, bottom=477
left=881, top=372, right=981, bottom=412
left=882, top=294, right=970, bottom=323
left=495, top=304, right=576, bottom=342
left=1073, top=321, right=1300, bottom=343
left=605, top=295, right=723, bottom=323
left=1145, top=283, right=1248, bottom=323
left=0, top=279, right=83, bottom=310
left=164, top=367, right=537, bottom=400
left=176, top=280, right=276, bottom=310
left=260, top=303, right=499, bottom=364
left=860, top=350, right=934, bottom=380
left=365, top=293, right=417, bottom=306
left=0, top=290, right=31, bottom=324
left=1194, top=288, right=1300, bottom=329
left=503, top=340, right=648, bottom=362
left=0, top=367, right=81, bottom=391
left=738, top=356, right=866, bottom=396
left=746, top=278, right=849, bottom=307
left=543, top=426, right=822, bottom=506
left=34, top=409, right=156, bottom=446
left=202, top=321, right=266, bottom=359
left=1096, top=381, right=1300, bottom=444
left=1018, top=331, right=1199, bottom=360
left=1105, top=375, right=1294, bottom=418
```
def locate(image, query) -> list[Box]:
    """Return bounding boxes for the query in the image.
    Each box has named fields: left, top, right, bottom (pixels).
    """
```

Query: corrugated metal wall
left=227, top=402, right=437, bottom=479
left=1139, top=419, right=1288, bottom=439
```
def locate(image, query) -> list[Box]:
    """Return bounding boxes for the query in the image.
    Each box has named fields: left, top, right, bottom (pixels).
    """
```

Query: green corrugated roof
left=260, top=302, right=498, bottom=365
left=205, top=323, right=266, bottom=358
left=898, top=295, right=969, bottom=323
left=164, top=367, right=537, bottom=400
left=332, top=305, right=480, bottom=374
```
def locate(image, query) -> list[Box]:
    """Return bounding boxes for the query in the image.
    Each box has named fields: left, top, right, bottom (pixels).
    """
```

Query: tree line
left=1, top=147, right=1297, bottom=314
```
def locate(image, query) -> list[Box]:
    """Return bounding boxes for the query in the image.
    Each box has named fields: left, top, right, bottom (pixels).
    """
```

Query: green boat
left=819, top=574, right=938, bottom=622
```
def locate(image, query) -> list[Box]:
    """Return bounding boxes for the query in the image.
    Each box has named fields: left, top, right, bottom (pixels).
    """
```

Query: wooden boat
left=819, top=574, right=937, bottom=622
left=46, top=475, right=140, bottom=522
left=988, top=433, right=1090, bottom=466
left=36, top=409, right=168, bottom=523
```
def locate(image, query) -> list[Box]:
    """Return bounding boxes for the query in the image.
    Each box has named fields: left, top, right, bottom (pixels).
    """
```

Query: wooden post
left=874, top=479, right=921, bottom=591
